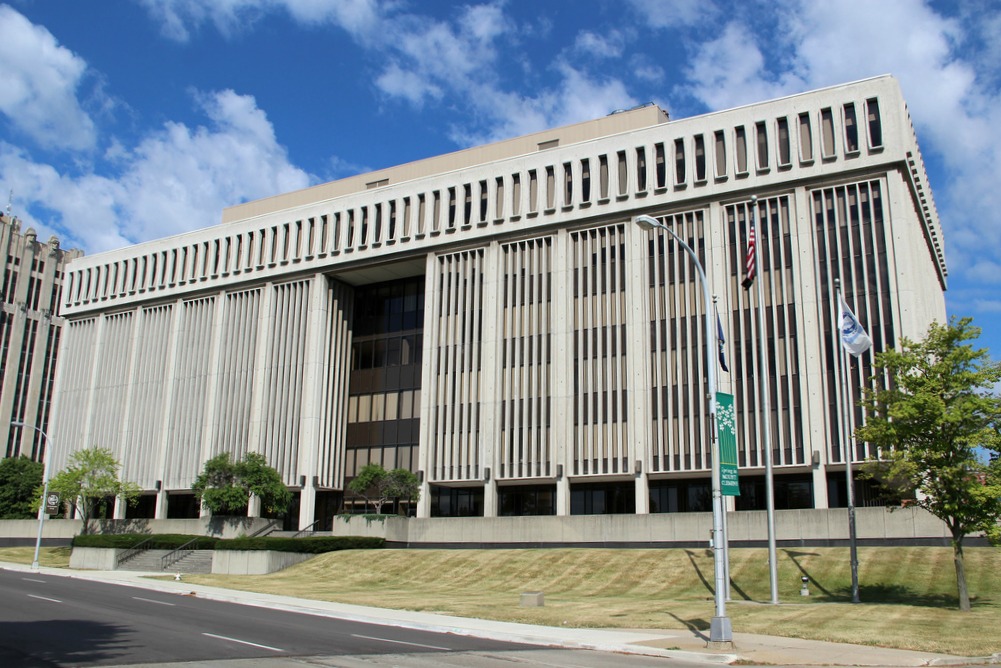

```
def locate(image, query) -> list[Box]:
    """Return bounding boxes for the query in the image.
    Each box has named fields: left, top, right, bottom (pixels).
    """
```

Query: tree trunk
left=952, top=532, right=971, bottom=611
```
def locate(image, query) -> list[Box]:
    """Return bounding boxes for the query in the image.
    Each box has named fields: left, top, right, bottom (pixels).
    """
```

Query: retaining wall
left=326, top=507, right=962, bottom=547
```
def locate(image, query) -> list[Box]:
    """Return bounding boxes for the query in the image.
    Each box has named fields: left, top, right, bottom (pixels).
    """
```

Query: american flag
left=741, top=221, right=756, bottom=289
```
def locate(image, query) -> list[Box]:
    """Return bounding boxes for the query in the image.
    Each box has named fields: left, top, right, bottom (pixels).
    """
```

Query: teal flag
left=716, top=392, right=740, bottom=496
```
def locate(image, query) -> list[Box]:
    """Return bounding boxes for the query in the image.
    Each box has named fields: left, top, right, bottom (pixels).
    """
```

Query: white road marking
left=351, top=633, right=451, bottom=651
left=27, top=594, right=61, bottom=603
left=21, top=578, right=46, bottom=583
left=132, top=596, right=175, bottom=606
left=202, top=633, right=284, bottom=652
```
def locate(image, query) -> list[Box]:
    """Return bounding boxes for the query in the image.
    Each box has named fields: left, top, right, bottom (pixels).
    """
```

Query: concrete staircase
left=117, top=549, right=214, bottom=574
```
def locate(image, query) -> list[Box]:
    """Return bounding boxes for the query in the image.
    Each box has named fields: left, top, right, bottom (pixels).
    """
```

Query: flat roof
left=221, top=104, right=669, bottom=224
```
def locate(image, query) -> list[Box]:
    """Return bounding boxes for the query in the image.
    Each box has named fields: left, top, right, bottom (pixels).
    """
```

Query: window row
left=65, top=97, right=885, bottom=308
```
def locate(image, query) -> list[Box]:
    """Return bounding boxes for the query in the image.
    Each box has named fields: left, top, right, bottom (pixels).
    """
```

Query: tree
left=43, top=447, right=141, bottom=533
left=348, top=464, right=420, bottom=515
left=857, top=317, right=1001, bottom=611
left=0, top=456, right=44, bottom=519
left=192, top=452, right=292, bottom=516
left=385, top=468, right=421, bottom=514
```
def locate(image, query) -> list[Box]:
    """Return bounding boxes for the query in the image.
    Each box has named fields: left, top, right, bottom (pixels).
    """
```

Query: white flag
left=838, top=294, right=872, bottom=357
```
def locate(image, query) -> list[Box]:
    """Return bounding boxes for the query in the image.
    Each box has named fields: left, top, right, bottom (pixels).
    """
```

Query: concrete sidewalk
left=2, top=561, right=997, bottom=667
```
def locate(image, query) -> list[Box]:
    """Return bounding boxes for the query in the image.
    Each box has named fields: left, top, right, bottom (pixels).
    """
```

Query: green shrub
left=215, top=536, right=384, bottom=553
left=72, top=533, right=218, bottom=550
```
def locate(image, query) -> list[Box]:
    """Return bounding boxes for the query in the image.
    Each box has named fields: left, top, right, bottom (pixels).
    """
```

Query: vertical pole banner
left=716, top=391, right=740, bottom=496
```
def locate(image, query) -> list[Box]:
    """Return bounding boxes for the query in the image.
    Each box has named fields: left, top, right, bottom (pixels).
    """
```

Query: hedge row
left=72, top=534, right=216, bottom=550
left=215, top=536, right=384, bottom=553
left=72, top=533, right=384, bottom=553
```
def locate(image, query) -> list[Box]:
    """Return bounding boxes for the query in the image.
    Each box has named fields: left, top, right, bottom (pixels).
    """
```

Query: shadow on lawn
left=685, top=549, right=755, bottom=602
left=667, top=612, right=710, bottom=639
left=783, top=549, right=835, bottom=598
left=848, top=583, right=979, bottom=608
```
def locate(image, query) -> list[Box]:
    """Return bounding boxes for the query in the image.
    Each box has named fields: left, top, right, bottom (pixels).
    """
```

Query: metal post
left=11, top=421, right=52, bottom=571
left=714, top=294, right=731, bottom=603
left=833, top=279, right=861, bottom=603
left=749, top=196, right=779, bottom=604
left=634, top=215, right=731, bottom=643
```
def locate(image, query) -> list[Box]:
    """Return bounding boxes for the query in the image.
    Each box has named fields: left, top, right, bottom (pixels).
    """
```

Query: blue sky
left=2, top=0, right=1000, bottom=360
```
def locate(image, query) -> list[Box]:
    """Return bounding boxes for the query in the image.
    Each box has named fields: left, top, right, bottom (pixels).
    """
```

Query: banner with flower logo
left=716, top=391, right=740, bottom=496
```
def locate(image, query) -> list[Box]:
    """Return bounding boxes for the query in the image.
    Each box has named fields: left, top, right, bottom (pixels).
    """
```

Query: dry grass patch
left=179, top=546, right=999, bottom=656
left=0, top=546, right=72, bottom=568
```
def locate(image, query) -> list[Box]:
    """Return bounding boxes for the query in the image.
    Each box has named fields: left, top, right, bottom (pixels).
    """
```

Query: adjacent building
left=48, top=76, right=947, bottom=529
left=1, top=211, right=82, bottom=461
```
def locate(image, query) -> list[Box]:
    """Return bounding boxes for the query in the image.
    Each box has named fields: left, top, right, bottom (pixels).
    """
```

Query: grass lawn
left=0, top=546, right=72, bottom=568
left=177, top=546, right=1001, bottom=656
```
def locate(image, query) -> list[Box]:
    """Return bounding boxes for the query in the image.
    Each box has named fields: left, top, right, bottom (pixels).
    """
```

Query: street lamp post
left=11, top=421, right=52, bottom=571
left=634, top=214, right=732, bottom=643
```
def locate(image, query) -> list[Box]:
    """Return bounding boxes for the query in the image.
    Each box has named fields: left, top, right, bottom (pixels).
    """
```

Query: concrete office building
left=0, top=211, right=82, bottom=461
left=48, top=76, right=946, bottom=529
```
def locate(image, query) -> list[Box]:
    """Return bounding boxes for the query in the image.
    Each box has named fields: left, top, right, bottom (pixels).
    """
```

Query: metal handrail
left=116, top=537, right=154, bottom=567
left=160, top=538, right=200, bottom=571
left=292, top=519, right=321, bottom=538
left=247, top=519, right=281, bottom=538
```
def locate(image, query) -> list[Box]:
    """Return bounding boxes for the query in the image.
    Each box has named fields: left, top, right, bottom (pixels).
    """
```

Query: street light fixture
left=11, top=421, right=52, bottom=571
left=634, top=214, right=732, bottom=643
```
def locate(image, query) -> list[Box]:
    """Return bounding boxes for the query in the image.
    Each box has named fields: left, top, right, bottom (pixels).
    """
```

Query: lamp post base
left=709, top=616, right=733, bottom=644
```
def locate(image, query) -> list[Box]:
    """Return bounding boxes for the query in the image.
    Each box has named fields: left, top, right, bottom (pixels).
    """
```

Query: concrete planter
left=69, top=546, right=120, bottom=570
left=212, top=550, right=315, bottom=575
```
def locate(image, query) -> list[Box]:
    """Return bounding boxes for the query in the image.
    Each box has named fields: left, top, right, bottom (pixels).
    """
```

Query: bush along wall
left=72, top=534, right=218, bottom=550
left=215, top=536, right=385, bottom=553
left=71, top=533, right=384, bottom=553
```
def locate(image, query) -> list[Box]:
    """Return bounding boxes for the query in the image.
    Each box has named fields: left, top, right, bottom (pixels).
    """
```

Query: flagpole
left=834, top=278, right=861, bottom=604
left=749, top=196, right=779, bottom=605
left=634, top=214, right=731, bottom=644
left=714, top=294, right=732, bottom=603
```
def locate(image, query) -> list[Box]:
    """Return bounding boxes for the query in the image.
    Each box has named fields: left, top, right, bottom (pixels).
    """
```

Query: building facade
left=1, top=212, right=82, bottom=461
left=48, top=76, right=946, bottom=528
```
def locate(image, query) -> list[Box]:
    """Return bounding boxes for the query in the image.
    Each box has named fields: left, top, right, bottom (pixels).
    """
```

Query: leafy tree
left=42, top=447, right=141, bottom=533
left=385, top=467, right=421, bottom=511
left=348, top=464, right=420, bottom=514
left=192, top=452, right=292, bottom=516
left=857, top=317, right=1001, bottom=611
left=0, top=456, right=44, bottom=519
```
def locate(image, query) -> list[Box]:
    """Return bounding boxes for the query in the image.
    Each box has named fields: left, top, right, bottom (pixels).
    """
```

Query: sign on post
left=716, top=391, right=740, bottom=496
left=45, top=493, right=61, bottom=515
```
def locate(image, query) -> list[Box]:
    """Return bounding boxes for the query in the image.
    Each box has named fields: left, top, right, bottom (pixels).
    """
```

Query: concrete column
left=297, top=273, right=329, bottom=530
left=625, top=214, right=653, bottom=513
left=153, top=300, right=184, bottom=519
left=478, top=242, right=502, bottom=518
left=556, top=475, right=570, bottom=515
left=416, top=253, right=439, bottom=518
left=551, top=229, right=574, bottom=516
left=483, top=479, right=498, bottom=517
left=197, top=291, right=228, bottom=470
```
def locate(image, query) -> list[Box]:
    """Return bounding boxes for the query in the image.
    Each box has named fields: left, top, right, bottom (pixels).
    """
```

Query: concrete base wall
left=0, top=517, right=277, bottom=543
left=69, top=546, right=120, bottom=570
left=5, top=508, right=965, bottom=549
left=326, top=507, right=959, bottom=547
left=212, top=550, right=315, bottom=575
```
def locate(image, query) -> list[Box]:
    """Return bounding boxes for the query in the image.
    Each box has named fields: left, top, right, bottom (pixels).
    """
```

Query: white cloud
left=679, top=0, right=1001, bottom=318
left=2, top=90, right=310, bottom=252
left=0, top=5, right=96, bottom=150
left=680, top=21, right=803, bottom=112
left=137, top=0, right=391, bottom=43
left=135, top=0, right=269, bottom=41
left=375, top=63, right=443, bottom=107
left=451, top=64, right=638, bottom=146
left=625, top=0, right=717, bottom=28
left=573, top=30, right=625, bottom=59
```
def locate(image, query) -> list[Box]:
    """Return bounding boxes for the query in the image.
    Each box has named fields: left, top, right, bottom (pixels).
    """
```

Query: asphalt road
left=0, top=571, right=698, bottom=667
